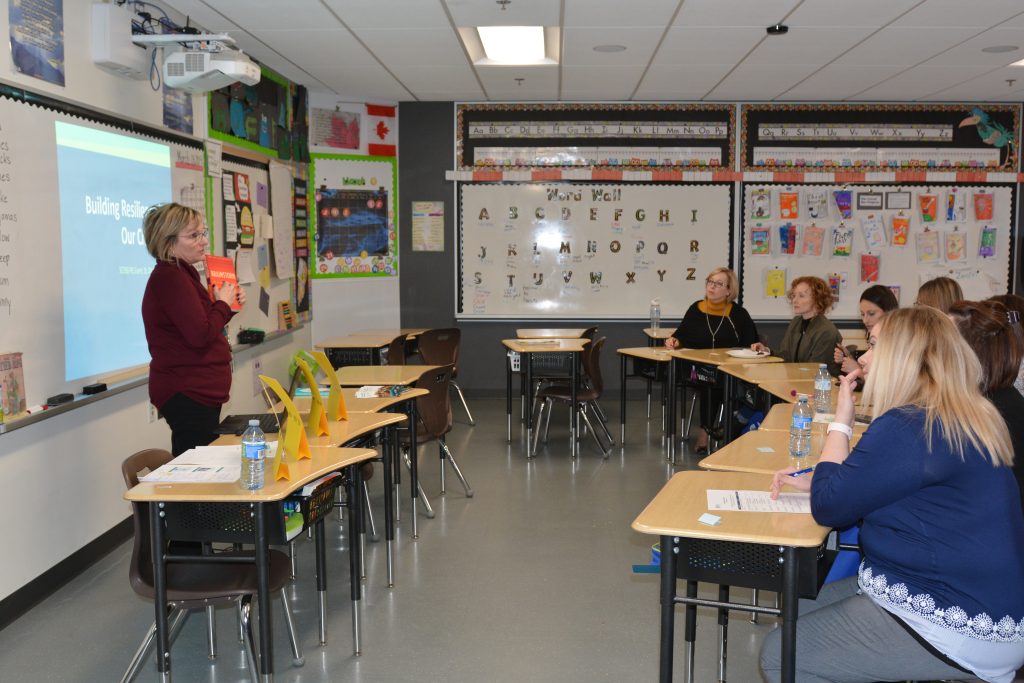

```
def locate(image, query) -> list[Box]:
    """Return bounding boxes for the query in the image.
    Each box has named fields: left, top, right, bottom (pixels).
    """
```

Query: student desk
left=718, top=362, right=823, bottom=425
left=217, top=412, right=408, bottom=585
left=282, top=387, right=429, bottom=414
left=334, top=365, right=441, bottom=539
left=643, top=326, right=674, bottom=346
left=125, top=446, right=376, bottom=681
left=758, top=379, right=817, bottom=404
left=697, top=427, right=862, bottom=475
left=502, top=338, right=589, bottom=457
left=759, top=402, right=870, bottom=437
left=353, top=328, right=430, bottom=339
left=515, top=328, right=589, bottom=339
left=632, top=470, right=832, bottom=683
left=616, top=346, right=673, bottom=444
left=315, top=333, right=396, bottom=367
left=666, top=349, right=781, bottom=459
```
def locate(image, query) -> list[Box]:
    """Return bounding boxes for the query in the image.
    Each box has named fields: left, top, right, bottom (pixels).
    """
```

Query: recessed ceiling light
left=478, top=26, right=546, bottom=64
left=981, top=45, right=1019, bottom=54
left=593, top=44, right=627, bottom=53
left=766, top=23, right=789, bottom=36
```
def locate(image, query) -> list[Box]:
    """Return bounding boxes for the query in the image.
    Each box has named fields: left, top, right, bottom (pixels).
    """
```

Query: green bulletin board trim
left=309, top=153, right=398, bottom=279
left=206, top=65, right=293, bottom=159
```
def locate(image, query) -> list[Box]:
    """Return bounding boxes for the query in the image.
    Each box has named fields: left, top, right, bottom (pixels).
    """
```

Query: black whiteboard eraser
left=82, top=383, right=107, bottom=395
left=47, top=393, right=74, bottom=405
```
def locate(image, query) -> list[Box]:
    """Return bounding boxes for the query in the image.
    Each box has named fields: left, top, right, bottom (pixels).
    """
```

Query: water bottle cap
left=651, top=299, right=659, bottom=306
left=797, top=393, right=808, bottom=401
left=248, top=419, right=259, bottom=426
left=819, top=363, right=827, bottom=369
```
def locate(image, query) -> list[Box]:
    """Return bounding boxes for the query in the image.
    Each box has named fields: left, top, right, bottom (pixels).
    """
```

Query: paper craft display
left=806, top=190, right=828, bottom=220
left=801, top=224, right=824, bottom=256
left=827, top=273, right=842, bottom=302
left=295, top=358, right=329, bottom=437
left=918, top=194, right=937, bottom=223
left=750, top=226, right=771, bottom=255
left=860, top=254, right=880, bottom=283
left=833, top=190, right=853, bottom=219
left=973, top=192, right=994, bottom=220
left=258, top=375, right=311, bottom=481
left=310, top=350, right=348, bottom=421
left=766, top=268, right=787, bottom=297
left=979, top=225, right=997, bottom=258
left=916, top=229, right=940, bottom=264
left=832, top=224, right=853, bottom=256
left=751, top=189, right=771, bottom=219
left=945, top=190, right=966, bottom=222
left=778, top=222, right=797, bottom=254
left=779, top=192, right=799, bottom=219
left=891, top=215, right=910, bottom=246
left=861, top=215, right=887, bottom=250
left=944, top=230, right=966, bottom=263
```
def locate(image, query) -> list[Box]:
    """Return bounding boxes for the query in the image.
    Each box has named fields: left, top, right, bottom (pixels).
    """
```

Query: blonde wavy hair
left=862, top=307, right=1012, bottom=466
left=706, top=266, right=739, bottom=301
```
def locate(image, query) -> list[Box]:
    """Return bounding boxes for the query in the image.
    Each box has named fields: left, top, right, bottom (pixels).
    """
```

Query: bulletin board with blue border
left=309, top=154, right=398, bottom=278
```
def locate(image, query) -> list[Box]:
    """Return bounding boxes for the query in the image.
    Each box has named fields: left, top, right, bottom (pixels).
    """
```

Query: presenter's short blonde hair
left=143, top=203, right=203, bottom=262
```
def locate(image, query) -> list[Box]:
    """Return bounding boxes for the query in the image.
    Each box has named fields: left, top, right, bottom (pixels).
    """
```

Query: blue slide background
left=57, top=140, right=170, bottom=381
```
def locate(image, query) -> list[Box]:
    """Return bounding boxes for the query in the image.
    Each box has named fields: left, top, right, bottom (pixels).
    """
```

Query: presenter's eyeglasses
left=180, top=229, right=209, bottom=242
left=705, top=278, right=728, bottom=289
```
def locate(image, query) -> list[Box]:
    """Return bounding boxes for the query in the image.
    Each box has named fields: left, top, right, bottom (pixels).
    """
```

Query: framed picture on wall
left=857, top=192, right=883, bottom=210
left=886, top=191, right=912, bottom=210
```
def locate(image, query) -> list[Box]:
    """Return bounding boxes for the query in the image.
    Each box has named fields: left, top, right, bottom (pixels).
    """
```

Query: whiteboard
left=458, top=183, right=733, bottom=319
left=0, top=95, right=203, bottom=407
left=740, top=183, right=1013, bottom=319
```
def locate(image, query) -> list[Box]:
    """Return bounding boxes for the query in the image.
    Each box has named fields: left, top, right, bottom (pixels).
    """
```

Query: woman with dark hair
left=950, top=299, right=1024, bottom=508
left=752, top=275, right=842, bottom=375
left=834, top=285, right=898, bottom=375
left=988, top=293, right=1024, bottom=398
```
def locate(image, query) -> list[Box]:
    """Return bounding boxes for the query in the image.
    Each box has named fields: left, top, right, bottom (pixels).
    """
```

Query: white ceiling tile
left=855, top=65, right=998, bottom=100
left=707, top=63, right=819, bottom=100
left=313, top=65, right=413, bottom=101
left=786, top=0, right=920, bottom=27
left=675, top=0, right=800, bottom=28
left=634, top=64, right=736, bottom=100
left=924, top=28, right=1024, bottom=66
left=562, top=66, right=647, bottom=99
left=251, top=30, right=377, bottom=68
left=921, top=65, right=1024, bottom=100
left=388, top=65, right=482, bottom=96
left=892, top=0, right=1024, bottom=28
left=476, top=65, right=559, bottom=100
left=654, top=27, right=765, bottom=65
left=192, top=0, right=341, bottom=31
left=564, top=0, right=681, bottom=28
left=561, top=27, right=663, bottom=65
left=782, top=65, right=909, bottom=100
left=833, top=27, right=978, bottom=66
left=445, top=0, right=561, bottom=27
left=356, top=29, right=469, bottom=66
left=160, top=0, right=240, bottom=31
left=748, top=26, right=876, bottom=64
left=322, top=0, right=451, bottom=29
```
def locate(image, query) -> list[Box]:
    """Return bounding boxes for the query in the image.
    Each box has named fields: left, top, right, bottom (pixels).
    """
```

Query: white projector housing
left=163, top=49, right=260, bottom=92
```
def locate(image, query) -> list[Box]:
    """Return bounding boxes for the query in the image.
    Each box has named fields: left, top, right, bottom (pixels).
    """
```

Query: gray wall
left=396, top=102, right=846, bottom=398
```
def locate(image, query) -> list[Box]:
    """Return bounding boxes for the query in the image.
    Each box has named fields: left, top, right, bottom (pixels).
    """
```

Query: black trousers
left=160, top=392, right=222, bottom=456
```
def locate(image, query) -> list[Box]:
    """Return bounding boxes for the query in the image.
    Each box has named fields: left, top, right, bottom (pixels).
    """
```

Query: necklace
left=706, top=309, right=726, bottom=348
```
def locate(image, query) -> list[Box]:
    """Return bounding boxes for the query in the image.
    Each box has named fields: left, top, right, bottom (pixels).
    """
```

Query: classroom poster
left=309, top=154, right=397, bottom=278
left=293, top=177, right=311, bottom=313
left=9, top=0, right=64, bottom=86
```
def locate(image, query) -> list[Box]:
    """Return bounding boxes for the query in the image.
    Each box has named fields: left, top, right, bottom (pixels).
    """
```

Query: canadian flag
left=366, top=103, right=396, bottom=156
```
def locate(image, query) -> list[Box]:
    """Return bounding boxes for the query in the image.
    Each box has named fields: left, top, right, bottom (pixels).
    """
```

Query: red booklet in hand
left=204, top=255, right=242, bottom=311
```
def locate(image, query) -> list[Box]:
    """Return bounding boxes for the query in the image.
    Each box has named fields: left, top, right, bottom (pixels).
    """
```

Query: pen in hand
left=789, top=466, right=815, bottom=477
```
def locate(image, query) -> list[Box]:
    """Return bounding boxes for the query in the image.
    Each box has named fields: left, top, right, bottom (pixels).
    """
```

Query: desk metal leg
left=315, top=518, right=328, bottom=645
left=684, top=579, right=698, bottom=683
left=254, top=504, right=274, bottom=681
left=620, top=354, right=627, bottom=444
left=525, top=353, right=534, bottom=457
left=409, top=399, right=421, bottom=538
left=718, top=584, right=729, bottom=682
left=666, top=359, right=677, bottom=464
left=571, top=352, right=579, bottom=458
left=150, top=502, right=171, bottom=682
left=658, top=535, right=677, bottom=683
left=382, top=424, right=395, bottom=587
left=347, top=465, right=363, bottom=655
left=506, top=354, right=513, bottom=442
left=722, top=373, right=736, bottom=445
left=781, top=546, right=798, bottom=683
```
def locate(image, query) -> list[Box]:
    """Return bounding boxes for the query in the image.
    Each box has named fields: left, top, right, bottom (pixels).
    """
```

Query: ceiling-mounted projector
left=163, top=49, right=260, bottom=92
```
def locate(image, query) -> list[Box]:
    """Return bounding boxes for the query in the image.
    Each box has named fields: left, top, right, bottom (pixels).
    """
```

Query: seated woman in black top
left=834, top=284, right=898, bottom=376
left=664, top=267, right=758, bottom=453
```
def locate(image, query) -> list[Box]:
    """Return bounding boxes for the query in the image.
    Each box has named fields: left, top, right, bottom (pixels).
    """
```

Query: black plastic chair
left=417, top=327, right=475, bottom=425
left=385, top=334, right=408, bottom=366
left=120, top=449, right=302, bottom=683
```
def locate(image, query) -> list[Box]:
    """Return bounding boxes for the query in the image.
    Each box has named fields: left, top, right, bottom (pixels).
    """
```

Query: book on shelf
left=204, top=254, right=242, bottom=311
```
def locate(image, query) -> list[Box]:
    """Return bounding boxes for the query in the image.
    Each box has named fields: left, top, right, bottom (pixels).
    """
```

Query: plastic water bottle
left=240, top=419, right=266, bottom=490
left=650, top=299, right=661, bottom=330
left=814, top=363, right=832, bottom=413
left=789, top=394, right=813, bottom=469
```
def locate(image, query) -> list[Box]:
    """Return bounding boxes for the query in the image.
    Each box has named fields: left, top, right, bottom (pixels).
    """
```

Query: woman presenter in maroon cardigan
left=141, top=203, right=246, bottom=455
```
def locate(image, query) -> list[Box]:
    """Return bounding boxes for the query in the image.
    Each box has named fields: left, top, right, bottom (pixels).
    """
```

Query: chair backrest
left=581, top=326, right=598, bottom=340
left=122, top=448, right=173, bottom=596
left=583, top=337, right=607, bottom=395
left=413, top=364, right=454, bottom=439
left=417, top=328, right=460, bottom=367
left=386, top=334, right=407, bottom=366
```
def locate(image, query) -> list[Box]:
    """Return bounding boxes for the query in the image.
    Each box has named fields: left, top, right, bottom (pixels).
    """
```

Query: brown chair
left=399, top=364, right=473, bottom=517
left=416, top=327, right=474, bottom=425
left=533, top=337, right=614, bottom=457
left=385, top=334, right=408, bottom=366
left=121, top=449, right=302, bottom=683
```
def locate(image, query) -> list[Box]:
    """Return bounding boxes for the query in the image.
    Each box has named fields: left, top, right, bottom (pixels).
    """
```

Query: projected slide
left=55, top=122, right=171, bottom=381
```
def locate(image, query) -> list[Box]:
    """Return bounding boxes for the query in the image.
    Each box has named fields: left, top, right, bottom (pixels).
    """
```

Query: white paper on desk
left=139, top=443, right=278, bottom=483
left=520, top=339, right=559, bottom=345
left=706, top=490, right=811, bottom=513
left=812, top=413, right=870, bottom=426
left=355, top=385, right=384, bottom=398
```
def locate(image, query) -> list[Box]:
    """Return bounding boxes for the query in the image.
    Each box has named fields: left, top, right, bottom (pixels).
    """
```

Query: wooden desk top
left=720, top=362, right=823, bottom=383
left=759, top=403, right=870, bottom=435
left=336, top=364, right=441, bottom=387
left=315, top=333, right=394, bottom=349
left=214, top=412, right=405, bottom=448
left=632, top=470, right=829, bottom=547
left=275, top=387, right=428, bottom=414
left=515, top=328, right=589, bottom=339
left=124, top=447, right=377, bottom=503
left=697, top=428, right=860, bottom=475
left=353, top=328, right=430, bottom=339
left=502, top=338, right=589, bottom=353
left=643, top=327, right=674, bottom=339
left=758, top=380, right=817, bottom=403
left=617, top=346, right=673, bottom=362
left=670, top=348, right=782, bottom=366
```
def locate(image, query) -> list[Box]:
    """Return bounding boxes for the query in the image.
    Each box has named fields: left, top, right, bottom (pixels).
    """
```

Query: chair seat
left=131, top=549, right=292, bottom=604
left=537, top=385, right=600, bottom=402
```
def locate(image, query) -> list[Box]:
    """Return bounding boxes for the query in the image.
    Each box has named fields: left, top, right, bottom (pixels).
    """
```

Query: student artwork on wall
left=741, top=183, right=1012, bottom=319
left=309, top=154, right=398, bottom=278
left=765, top=268, right=787, bottom=297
